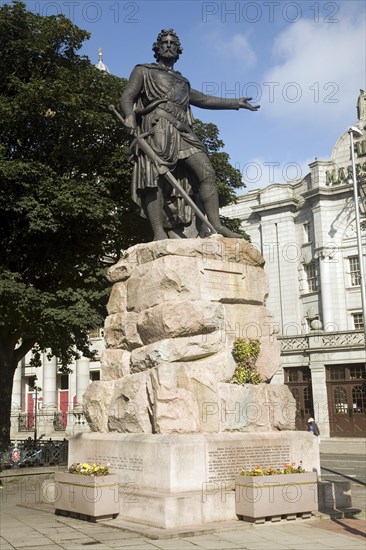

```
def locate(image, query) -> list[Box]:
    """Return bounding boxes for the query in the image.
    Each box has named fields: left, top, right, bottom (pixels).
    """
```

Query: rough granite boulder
left=100, top=349, right=131, bottom=381
left=83, top=238, right=293, bottom=435
left=83, top=380, right=116, bottom=432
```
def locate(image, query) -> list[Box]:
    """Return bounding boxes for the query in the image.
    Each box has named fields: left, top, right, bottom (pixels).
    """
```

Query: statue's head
left=152, top=29, right=183, bottom=63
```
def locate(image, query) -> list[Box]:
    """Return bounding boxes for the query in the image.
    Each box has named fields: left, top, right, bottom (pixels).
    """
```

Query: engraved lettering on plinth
left=202, top=260, right=246, bottom=299
left=207, top=444, right=291, bottom=483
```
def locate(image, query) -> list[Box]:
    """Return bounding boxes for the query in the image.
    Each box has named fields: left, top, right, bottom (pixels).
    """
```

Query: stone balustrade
left=279, top=330, right=364, bottom=352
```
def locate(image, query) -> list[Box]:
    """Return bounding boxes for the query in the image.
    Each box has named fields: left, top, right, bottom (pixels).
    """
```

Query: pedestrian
left=307, top=417, right=320, bottom=442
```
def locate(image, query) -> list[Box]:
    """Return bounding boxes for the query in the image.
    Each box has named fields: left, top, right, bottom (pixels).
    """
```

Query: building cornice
left=251, top=198, right=298, bottom=215
left=302, top=184, right=352, bottom=202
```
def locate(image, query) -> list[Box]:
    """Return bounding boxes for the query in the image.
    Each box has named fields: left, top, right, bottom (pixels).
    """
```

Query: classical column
left=74, top=357, right=90, bottom=410
left=318, top=256, right=335, bottom=331
left=12, top=362, right=22, bottom=411
left=309, top=362, right=329, bottom=439
left=42, top=352, right=58, bottom=412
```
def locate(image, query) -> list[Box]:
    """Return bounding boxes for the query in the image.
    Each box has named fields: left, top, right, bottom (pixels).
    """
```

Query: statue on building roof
left=357, top=89, right=366, bottom=121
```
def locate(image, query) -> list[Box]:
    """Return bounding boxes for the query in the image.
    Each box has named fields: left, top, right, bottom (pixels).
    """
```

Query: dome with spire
left=95, top=48, right=109, bottom=73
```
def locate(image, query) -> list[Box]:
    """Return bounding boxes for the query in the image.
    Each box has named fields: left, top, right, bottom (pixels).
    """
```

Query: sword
left=108, top=104, right=217, bottom=235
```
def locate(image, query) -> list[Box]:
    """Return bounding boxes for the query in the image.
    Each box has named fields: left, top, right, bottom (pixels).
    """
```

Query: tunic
left=120, top=63, right=240, bottom=227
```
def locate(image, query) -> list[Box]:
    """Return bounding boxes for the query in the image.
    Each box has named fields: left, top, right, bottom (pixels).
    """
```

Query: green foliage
left=0, top=2, right=253, bottom=447
left=68, top=462, right=110, bottom=476
left=230, top=362, right=262, bottom=385
left=228, top=338, right=262, bottom=385
left=233, top=338, right=261, bottom=363
left=0, top=2, right=144, bottom=372
left=240, top=462, right=305, bottom=476
left=192, top=119, right=250, bottom=241
left=0, top=2, right=249, bottom=362
left=192, top=119, right=243, bottom=205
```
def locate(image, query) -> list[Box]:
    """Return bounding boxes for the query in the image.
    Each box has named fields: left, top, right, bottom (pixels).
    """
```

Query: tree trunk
left=0, top=350, right=18, bottom=450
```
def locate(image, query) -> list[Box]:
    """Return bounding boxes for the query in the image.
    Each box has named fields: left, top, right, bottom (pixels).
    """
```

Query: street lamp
left=33, top=379, right=42, bottom=442
left=348, top=126, right=366, bottom=347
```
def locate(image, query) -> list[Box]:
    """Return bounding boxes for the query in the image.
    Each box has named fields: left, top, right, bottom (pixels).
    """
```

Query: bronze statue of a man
left=121, top=29, right=260, bottom=240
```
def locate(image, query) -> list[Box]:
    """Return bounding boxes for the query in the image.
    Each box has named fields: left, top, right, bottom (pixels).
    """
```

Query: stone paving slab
left=312, top=517, right=366, bottom=543
left=1, top=481, right=366, bottom=550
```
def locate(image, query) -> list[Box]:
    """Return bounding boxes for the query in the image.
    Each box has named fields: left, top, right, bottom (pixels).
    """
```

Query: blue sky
left=22, top=0, right=366, bottom=192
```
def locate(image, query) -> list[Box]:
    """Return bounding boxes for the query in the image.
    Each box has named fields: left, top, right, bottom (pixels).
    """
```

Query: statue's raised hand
left=238, top=97, right=260, bottom=111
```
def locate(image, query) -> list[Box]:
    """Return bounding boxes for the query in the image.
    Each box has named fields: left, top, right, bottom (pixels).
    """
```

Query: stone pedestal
left=69, top=431, right=320, bottom=530
left=83, top=238, right=287, bottom=435
left=78, top=238, right=318, bottom=530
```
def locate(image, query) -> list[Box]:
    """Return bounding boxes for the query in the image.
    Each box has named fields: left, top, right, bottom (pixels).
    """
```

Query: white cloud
left=203, top=30, right=257, bottom=68
left=222, top=33, right=257, bottom=67
left=262, top=15, right=366, bottom=126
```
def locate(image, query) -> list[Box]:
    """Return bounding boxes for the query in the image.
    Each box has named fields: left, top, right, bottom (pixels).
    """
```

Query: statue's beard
left=158, top=50, right=179, bottom=63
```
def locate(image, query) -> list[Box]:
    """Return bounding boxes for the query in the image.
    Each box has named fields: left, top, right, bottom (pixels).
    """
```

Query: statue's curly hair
left=152, top=29, right=183, bottom=61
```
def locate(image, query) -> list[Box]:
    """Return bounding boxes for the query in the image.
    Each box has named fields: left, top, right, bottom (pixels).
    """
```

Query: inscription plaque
left=203, top=260, right=246, bottom=299
left=88, top=454, right=144, bottom=473
left=207, top=444, right=291, bottom=483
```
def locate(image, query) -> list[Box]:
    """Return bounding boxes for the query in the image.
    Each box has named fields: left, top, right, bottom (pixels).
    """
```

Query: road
left=320, top=453, right=366, bottom=484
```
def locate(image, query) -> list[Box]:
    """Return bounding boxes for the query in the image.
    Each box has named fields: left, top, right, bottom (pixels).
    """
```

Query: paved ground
left=0, top=480, right=365, bottom=550
left=1, top=438, right=365, bottom=549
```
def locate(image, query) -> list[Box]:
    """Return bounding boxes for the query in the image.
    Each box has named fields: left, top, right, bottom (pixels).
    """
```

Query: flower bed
left=54, top=463, right=119, bottom=521
left=235, top=463, right=318, bottom=523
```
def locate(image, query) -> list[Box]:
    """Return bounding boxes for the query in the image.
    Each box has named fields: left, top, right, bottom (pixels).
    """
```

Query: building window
left=349, top=366, right=365, bottom=380
left=303, top=222, right=311, bottom=243
left=352, top=385, right=365, bottom=413
left=352, top=312, right=364, bottom=330
left=304, top=261, right=318, bottom=292
left=349, top=256, right=360, bottom=286
left=326, top=364, right=365, bottom=382
left=60, top=374, right=69, bottom=390
left=284, top=367, right=311, bottom=383
left=304, top=387, right=313, bottom=415
left=285, top=370, right=298, bottom=382
left=90, top=370, right=100, bottom=381
left=88, top=327, right=104, bottom=338
left=329, top=366, right=345, bottom=380
left=28, top=376, right=36, bottom=390
left=334, top=386, right=348, bottom=413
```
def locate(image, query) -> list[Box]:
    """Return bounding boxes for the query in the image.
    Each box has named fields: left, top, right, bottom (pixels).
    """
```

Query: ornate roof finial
left=95, top=48, right=109, bottom=73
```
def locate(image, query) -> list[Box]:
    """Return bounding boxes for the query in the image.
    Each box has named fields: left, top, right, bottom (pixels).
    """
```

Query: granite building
left=221, top=93, right=366, bottom=438
left=9, top=90, right=366, bottom=441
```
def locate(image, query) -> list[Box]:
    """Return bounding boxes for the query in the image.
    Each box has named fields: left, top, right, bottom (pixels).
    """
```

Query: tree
left=193, top=120, right=249, bottom=238
left=0, top=2, right=247, bottom=449
left=0, top=1, right=137, bottom=448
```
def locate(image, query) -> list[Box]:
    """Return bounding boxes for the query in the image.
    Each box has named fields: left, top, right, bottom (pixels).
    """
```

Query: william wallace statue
left=120, top=29, right=260, bottom=241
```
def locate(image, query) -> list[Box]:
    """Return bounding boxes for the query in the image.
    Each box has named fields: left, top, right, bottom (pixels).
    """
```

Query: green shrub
left=228, top=338, right=262, bottom=385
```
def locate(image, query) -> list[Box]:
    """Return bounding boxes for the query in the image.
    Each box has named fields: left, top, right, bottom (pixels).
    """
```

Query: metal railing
left=0, top=439, right=68, bottom=469
left=17, top=412, right=67, bottom=432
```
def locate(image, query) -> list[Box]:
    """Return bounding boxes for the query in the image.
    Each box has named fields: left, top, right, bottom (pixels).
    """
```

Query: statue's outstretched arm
left=190, top=88, right=260, bottom=111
